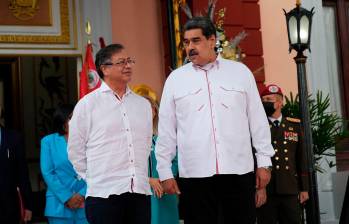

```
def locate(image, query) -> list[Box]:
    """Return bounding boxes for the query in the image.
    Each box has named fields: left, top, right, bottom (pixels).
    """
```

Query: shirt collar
left=192, top=54, right=220, bottom=71
left=99, top=81, right=132, bottom=97
left=268, top=114, right=282, bottom=123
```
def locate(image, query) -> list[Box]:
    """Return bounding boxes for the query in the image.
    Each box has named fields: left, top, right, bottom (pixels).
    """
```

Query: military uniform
left=257, top=116, right=309, bottom=224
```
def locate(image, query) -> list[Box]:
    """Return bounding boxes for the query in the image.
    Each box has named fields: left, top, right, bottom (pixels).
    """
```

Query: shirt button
left=131, top=160, right=134, bottom=163
left=126, top=128, right=129, bottom=131
left=129, top=144, right=132, bottom=147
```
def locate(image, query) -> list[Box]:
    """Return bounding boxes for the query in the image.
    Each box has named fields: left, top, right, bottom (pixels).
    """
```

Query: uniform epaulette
left=286, top=117, right=301, bottom=123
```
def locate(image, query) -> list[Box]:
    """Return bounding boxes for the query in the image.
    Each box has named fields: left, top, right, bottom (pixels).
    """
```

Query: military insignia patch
left=269, top=85, right=279, bottom=93
left=286, top=117, right=301, bottom=123
left=284, top=131, right=298, bottom=141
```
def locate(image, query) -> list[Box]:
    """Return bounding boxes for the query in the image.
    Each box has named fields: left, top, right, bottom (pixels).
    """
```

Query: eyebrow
left=183, top=37, right=201, bottom=41
left=115, top=57, right=131, bottom=61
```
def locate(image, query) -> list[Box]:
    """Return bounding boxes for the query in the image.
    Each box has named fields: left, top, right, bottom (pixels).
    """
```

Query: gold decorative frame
left=0, top=0, right=70, bottom=44
left=173, top=0, right=183, bottom=67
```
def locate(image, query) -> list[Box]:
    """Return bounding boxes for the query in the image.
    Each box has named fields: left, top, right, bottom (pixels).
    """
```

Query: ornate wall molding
left=0, top=0, right=70, bottom=44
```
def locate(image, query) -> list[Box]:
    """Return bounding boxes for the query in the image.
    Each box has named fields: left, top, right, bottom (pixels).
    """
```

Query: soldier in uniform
left=257, top=84, right=309, bottom=224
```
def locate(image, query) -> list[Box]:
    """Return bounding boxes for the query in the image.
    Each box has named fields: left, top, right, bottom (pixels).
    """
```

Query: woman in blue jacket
left=145, top=96, right=179, bottom=224
left=40, top=104, right=88, bottom=224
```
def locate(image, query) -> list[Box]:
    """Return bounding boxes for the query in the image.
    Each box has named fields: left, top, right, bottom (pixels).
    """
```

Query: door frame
left=0, top=57, right=22, bottom=130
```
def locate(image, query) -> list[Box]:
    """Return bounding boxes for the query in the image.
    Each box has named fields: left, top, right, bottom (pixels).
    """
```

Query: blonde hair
left=143, top=95, right=159, bottom=135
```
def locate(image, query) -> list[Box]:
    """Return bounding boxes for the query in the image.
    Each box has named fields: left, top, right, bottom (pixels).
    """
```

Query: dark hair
left=183, top=17, right=216, bottom=39
left=95, top=43, right=125, bottom=79
left=53, top=104, right=74, bottom=135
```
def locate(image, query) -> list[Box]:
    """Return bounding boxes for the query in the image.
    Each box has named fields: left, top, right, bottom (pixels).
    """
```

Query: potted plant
left=282, top=91, right=344, bottom=172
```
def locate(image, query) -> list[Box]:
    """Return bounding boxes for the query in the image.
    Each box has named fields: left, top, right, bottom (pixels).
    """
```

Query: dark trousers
left=0, top=193, right=20, bottom=224
left=257, top=195, right=301, bottom=224
left=178, top=172, right=256, bottom=224
left=85, top=192, right=150, bottom=224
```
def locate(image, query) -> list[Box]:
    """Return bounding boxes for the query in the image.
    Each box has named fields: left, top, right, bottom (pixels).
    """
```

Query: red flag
left=79, top=43, right=101, bottom=99
left=99, top=37, right=106, bottom=48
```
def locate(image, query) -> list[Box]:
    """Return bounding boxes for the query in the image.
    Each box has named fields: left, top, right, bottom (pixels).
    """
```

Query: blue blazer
left=40, top=133, right=87, bottom=218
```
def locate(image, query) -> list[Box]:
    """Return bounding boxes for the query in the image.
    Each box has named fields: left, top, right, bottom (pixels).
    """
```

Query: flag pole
left=85, top=20, right=92, bottom=45
left=79, top=20, right=101, bottom=99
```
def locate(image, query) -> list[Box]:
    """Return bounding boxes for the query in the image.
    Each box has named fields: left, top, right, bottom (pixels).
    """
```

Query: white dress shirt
left=155, top=56, right=275, bottom=180
left=269, top=115, right=282, bottom=126
left=68, top=82, right=153, bottom=198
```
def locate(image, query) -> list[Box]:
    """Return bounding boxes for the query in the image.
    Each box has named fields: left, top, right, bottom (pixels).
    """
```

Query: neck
left=105, top=79, right=127, bottom=98
left=208, top=53, right=217, bottom=62
left=197, top=53, right=217, bottom=67
left=206, top=53, right=217, bottom=65
left=271, top=110, right=282, bottom=119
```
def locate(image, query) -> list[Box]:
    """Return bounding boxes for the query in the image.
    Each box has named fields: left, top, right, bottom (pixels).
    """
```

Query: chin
left=191, top=59, right=200, bottom=65
left=123, top=77, right=132, bottom=83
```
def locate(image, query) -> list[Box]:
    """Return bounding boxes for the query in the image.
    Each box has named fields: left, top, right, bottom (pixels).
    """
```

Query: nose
left=188, top=41, right=195, bottom=50
left=124, top=61, right=132, bottom=68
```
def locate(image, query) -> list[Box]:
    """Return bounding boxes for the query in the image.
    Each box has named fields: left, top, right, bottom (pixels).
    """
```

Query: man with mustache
left=68, top=44, right=153, bottom=224
left=156, top=16, right=275, bottom=224
left=257, top=84, right=309, bottom=224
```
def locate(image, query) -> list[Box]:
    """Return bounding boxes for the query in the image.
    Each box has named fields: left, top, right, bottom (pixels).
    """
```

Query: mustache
left=189, top=49, right=198, bottom=57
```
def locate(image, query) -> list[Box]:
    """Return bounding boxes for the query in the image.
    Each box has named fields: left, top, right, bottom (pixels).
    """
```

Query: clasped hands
left=65, top=193, right=84, bottom=209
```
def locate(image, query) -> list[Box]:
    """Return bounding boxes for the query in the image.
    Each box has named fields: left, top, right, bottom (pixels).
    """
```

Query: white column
left=80, top=0, right=112, bottom=55
left=302, top=0, right=341, bottom=222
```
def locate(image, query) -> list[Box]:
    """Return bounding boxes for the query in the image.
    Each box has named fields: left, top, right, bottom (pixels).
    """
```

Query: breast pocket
left=174, top=87, right=205, bottom=113
left=218, top=85, right=247, bottom=112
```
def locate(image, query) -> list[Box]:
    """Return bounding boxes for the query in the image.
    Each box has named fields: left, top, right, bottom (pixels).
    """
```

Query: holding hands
left=161, top=178, right=181, bottom=195
left=150, top=178, right=164, bottom=198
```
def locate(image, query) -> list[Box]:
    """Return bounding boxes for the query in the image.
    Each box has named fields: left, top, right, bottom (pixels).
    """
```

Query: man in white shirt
left=68, top=44, right=153, bottom=224
left=155, top=17, right=275, bottom=224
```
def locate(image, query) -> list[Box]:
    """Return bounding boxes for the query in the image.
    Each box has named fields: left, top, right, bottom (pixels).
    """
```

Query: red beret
left=260, top=84, right=283, bottom=97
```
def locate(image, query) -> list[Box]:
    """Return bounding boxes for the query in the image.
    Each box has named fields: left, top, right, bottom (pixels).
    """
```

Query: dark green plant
left=282, top=91, right=343, bottom=172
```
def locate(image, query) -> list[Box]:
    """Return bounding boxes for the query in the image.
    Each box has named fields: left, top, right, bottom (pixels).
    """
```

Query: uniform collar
left=269, top=114, right=282, bottom=123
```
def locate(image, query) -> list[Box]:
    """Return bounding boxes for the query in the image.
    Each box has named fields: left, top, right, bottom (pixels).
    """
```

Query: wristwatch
left=261, top=166, right=273, bottom=171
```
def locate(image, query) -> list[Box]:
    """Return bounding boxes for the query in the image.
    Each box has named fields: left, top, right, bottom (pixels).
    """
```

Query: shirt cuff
left=256, top=155, right=273, bottom=168
left=158, top=169, right=174, bottom=181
